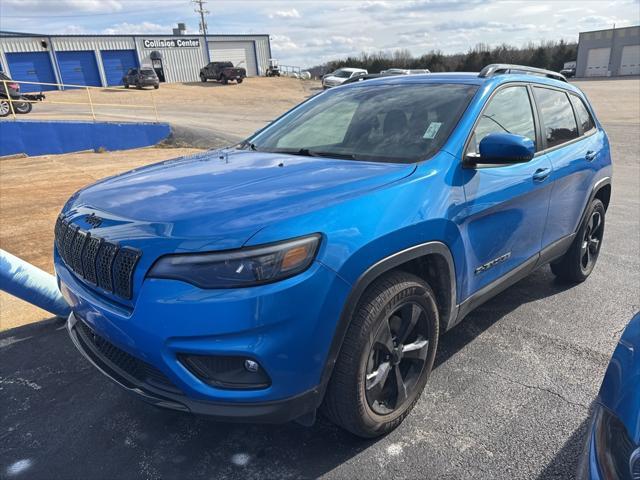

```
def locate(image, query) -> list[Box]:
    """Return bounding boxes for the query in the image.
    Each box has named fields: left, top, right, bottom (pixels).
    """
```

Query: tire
left=154, top=85, right=159, bottom=89
left=551, top=198, right=606, bottom=282
left=237, top=78, right=243, bottom=84
left=322, top=270, right=439, bottom=438
left=15, top=101, right=32, bottom=114
left=136, top=82, right=142, bottom=90
left=124, top=83, right=129, bottom=89
left=0, top=100, right=10, bottom=117
left=200, top=74, right=206, bottom=82
left=222, top=77, right=229, bottom=85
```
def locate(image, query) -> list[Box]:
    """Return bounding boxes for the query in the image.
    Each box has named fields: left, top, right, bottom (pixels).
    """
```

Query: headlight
left=591, top=404, right=638, bottom=480
left=147, top=234, right=321, bottom=288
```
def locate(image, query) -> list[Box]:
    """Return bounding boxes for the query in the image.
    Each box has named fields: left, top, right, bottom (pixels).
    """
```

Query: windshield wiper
left=238, top=140, right=258, bottom=151
left=262, top=148, right=357, bottom=160
left=307, top=150, right=357, bottom=160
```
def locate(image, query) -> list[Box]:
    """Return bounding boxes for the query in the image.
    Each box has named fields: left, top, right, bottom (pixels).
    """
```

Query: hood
left=65, top=149, right=415, bottom=250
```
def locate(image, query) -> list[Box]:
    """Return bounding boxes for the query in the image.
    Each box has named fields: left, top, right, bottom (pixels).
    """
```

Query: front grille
left=76, top=320, right=181, bottom=395
left=54, top=215, right=141, bottom=300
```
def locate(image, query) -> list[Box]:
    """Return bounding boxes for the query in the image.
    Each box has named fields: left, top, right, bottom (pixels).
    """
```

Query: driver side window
left=467, top=86, right=536, bottom=155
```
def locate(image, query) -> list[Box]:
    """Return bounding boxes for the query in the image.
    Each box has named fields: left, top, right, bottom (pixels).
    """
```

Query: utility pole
left=192, top=0, right=209, bottom=35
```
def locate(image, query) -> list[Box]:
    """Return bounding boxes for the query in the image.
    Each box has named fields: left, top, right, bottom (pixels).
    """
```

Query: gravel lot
left=0, top=78, right=638, bottom=480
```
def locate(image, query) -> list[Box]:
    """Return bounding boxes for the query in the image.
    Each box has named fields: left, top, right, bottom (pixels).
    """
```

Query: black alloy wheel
left=322, top=271, right=439, bottom=438
left=551, top=198, right=606, bottom=282
left=580, top=209, right=604, bottom=272
left=365, top=301, right=431, bottom=415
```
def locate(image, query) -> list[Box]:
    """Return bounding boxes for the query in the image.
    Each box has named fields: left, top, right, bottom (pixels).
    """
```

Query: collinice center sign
left=143, top=38, right=201, bottom=48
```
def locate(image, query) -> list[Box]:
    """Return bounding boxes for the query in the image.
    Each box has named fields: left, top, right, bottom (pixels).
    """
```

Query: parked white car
left=322, top=68, right=368, bottom=89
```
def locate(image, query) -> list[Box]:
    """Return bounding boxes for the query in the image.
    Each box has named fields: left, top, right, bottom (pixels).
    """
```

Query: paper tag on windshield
left=423, top=122, right=442, bottom=139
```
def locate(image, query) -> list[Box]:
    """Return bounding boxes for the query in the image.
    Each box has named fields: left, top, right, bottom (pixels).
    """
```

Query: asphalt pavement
left=1, top=101, right=639, bottom=480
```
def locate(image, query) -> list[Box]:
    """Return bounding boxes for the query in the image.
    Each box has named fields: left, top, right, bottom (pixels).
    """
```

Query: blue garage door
left=57, top=51, right=101, bottom=88
left=100, top=50, right=138, bottom=86
left=5, top=52, right=57, bottom=92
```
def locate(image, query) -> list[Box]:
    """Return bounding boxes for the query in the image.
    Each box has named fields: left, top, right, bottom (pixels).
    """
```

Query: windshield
left=246, top=83, right=478, bottom=163
left=333, top=70, right=352, bottom=78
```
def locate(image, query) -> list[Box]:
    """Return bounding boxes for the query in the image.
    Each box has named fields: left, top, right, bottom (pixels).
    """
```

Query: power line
left=192, top=0, right=209, bottom=35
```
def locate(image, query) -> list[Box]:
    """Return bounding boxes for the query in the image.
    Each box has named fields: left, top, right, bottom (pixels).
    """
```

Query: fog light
left=244, top=359, right=259, bottom=372
left=178, top=354, right=271, bottom=390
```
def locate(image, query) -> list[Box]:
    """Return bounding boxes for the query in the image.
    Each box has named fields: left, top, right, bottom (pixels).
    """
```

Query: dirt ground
left=0, top=147, right=201, bottom=330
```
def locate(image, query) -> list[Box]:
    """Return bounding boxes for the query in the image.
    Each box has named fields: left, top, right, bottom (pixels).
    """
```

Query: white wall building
left=0, top=31, right=272, bottom=91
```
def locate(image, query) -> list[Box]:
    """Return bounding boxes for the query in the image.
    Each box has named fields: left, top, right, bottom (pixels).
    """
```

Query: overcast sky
left=1, top=0, right=638, bottom=67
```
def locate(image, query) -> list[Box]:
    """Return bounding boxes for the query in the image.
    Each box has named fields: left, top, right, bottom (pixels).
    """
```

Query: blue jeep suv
left=55, top=64, right=612, bottom=437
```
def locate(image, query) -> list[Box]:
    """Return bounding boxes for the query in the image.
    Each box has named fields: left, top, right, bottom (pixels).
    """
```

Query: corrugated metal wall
left=135, top=37, right=207, bottom=83
left=0, top=34, right=272, bottom=85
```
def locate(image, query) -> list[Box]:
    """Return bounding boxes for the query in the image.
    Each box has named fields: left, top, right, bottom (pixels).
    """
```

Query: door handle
left=585, top=150, right=597, bottom=161
left=532, top=167, right=551, bottom=182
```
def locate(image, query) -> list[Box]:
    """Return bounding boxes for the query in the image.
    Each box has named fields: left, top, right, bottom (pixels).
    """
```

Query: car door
left=459, top=84, right=553, bottom=298
left=535, top=88, right=602, bottom=248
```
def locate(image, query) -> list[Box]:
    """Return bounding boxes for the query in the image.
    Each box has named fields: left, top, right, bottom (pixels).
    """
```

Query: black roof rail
left=478, top=64, right=567, bottom=82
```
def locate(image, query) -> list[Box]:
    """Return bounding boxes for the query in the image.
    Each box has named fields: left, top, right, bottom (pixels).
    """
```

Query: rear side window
left=467, top=86, right=536, bottom=155
left=534, top=87, right=579, bottom=148
left=570, top=95, right=596, bottom=134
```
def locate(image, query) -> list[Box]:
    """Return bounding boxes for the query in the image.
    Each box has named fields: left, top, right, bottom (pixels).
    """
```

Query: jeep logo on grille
left=85, top=213, right=103, bottom=228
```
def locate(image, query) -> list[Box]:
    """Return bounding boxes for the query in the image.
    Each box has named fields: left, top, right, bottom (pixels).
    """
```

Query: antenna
left=192, top=0, right=209, bottom=35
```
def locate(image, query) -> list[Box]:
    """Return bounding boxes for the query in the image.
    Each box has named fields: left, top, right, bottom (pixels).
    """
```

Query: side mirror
left=471, top=133, right=535, bottom=165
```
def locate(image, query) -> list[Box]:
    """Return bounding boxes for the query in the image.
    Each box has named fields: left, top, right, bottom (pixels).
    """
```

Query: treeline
left=315, top=40, right=577, bottom=75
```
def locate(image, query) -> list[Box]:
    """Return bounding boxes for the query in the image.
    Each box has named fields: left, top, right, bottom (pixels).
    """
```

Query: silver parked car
left=322, top=67, right=368, bottom=89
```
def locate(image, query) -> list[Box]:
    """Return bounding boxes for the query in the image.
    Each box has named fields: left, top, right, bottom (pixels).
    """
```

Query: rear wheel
left=222, top=77, right=229, bottom=85
left=237, top=78, right=243, bottom=84
left=551, top=198, right=605, bottom=282
left=153, top=85, right=159, bottom=89
left=136, top=82, right=142, bottom=90
left=15, top=101, right=32, bottom=114
left=124, top=83, right=129, bottom=89
left=200, top=74, right=207, bottom=82
left=322, top=271, right=439, bottom=438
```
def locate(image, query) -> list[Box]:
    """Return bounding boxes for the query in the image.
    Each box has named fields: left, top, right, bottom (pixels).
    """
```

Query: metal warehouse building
left=576, top=25, right=640, bottom=77
left=0, top=30, right=271, bottom=92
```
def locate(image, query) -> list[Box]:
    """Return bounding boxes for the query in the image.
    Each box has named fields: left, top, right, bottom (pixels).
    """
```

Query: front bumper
left=57, top=251, right=351, bottom=422
left=67, top=312, right=321, bottom=422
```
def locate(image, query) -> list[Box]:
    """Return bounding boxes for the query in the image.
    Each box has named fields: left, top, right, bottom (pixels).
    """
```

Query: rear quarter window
left=569, top=95, right=596, bottom=134
left=533, top=87, right=579, bottom=148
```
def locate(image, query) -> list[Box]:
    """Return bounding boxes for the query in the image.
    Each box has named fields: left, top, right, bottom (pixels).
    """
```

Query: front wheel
left=222, top=77, right=229, bottom=85
left=237, top=78, right=243, bottom=84
left=322, top=271, right=439, bottom=438
left=551, top=198, right=605, bottom=282
left=153, top=85, right=159, bottom=89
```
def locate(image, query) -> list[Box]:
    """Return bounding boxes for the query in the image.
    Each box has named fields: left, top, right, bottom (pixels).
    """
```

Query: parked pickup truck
left=200, top=62, right=246, bottom=84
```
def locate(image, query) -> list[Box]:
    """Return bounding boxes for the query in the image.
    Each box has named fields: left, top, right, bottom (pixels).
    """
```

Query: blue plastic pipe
left=0, top=249, right=70, bottom=318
